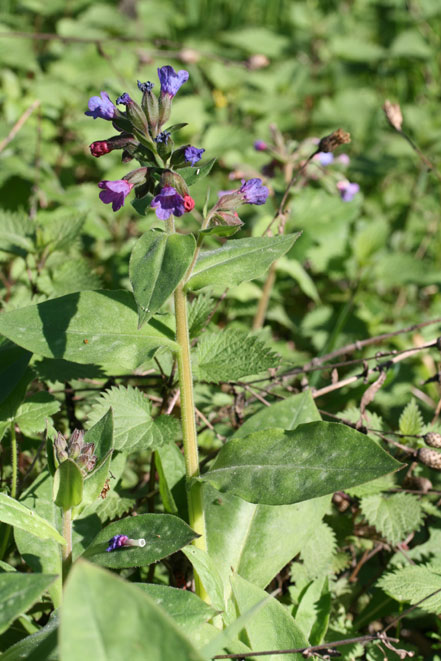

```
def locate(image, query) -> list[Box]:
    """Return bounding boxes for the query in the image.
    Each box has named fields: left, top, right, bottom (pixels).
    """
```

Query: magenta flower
left=338, top=153, right=350, bottom=165
left=239, top=178, right=269, bottom=205
left=85, top=92, right=116, bottom=120
left=151, top=186, right=186, bottom=220
left=98, top=179, right=134, bottom=211
left=158, top=65, right=189, bottom=97
left=184, top=146, right=205, bottom=166
left=254, top=140, right=268, bottom=152
left=337, top=180, right=360, bottom=202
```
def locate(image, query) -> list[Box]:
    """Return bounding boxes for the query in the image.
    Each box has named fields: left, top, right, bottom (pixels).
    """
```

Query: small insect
left=100, top=478, right=111, bottom=499
left=83, top=338, right=89, bottom=344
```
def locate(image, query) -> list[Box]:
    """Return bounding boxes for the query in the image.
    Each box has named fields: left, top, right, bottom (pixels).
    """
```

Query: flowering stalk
left=165, top=215, right=208, bottom=602
left=62, top=508, right=72, bottom=582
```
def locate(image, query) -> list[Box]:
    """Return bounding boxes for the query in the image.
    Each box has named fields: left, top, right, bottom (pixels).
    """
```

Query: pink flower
left=98, top=179, right=134, bottom=211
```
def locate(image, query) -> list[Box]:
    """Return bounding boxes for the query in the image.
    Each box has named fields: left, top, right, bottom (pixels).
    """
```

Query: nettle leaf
left=0, top=493, right=65, bottom=545
left=0, top=210, right=35, bottom=257
left=84, top=513, right=198, bottom=568
left=194, top=329, right=279, bottom=383
left=360, top=493, right=424, bottom=546
left=188, top=294, right=215, bottom=338
left=378, top=565, right=441, bottom=614
left=399, top=399, right=424, bottom=437
left=83, top=490, right=133, bottom=524
left=201, top=422, right=403, bottom=505
left=14, top=392, right=61, bottom=435
left=0, top=573, right=57, bottom=635
left=60, top=561, right=205, bottom=661
left=186, top=233, right=301, bottom=291
left=37, top=257, right=102, bottom=297
left=87, top=385, right=169, bottom=453
left=81, top=409, right=114, bottom=505
left=130, top=230, right=196, bottom=327
left=0, top=290, right=177, bottom=370
left=38, top=212, right=86, bottom=252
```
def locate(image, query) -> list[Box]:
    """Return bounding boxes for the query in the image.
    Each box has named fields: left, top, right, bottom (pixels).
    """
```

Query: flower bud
left=183, top=195, right=195, bottom=212
left=54, top=432, right=68, bottom=463
left=158, top=93, right=172, bottom=128
left=123, top=167, right=149, bottom=186
left=138, top=80, right=159, bottom=137
left=383, top=100, right=403, bottom=132
left=68, top=429, right=85, bottom=459
left=424, top=432, right=441, bottom=448
left=418, top=447, right=441, bottom=470
left=117, top=93, right=149, bottom=137
left=214, top=211, right=243, bottom=226
left=318, top=129, right=351, bottom=153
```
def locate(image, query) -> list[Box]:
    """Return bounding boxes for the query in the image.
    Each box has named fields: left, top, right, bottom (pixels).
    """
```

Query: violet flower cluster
left=86, top=65, right=270, bottom=221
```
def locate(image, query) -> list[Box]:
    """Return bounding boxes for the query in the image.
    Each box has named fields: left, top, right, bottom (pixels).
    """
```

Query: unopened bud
left=383, top=100, right=403, bottom=132
left=418, top=447, right=441, bottom=470
left=424, top=432, right=441, bottom=448
left=318, top=129, right=351, bottom=153
left=68, top=429, right=84, bottom=459
left=124, top=166, right=149, bottom=186
left=138, top=80, right=159, bottom=136
left=158, top=93, right=172, bottom=129
left=160, top=170, right=189, bottom=197
left=214, top=211, right=243, bottom=226
left=117, top=93, right=149, bottom=137
left=54, top=432, right=68, bottom=463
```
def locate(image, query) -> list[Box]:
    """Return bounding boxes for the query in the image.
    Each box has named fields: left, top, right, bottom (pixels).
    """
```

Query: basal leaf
left=0, top=573, right=57, bottom=635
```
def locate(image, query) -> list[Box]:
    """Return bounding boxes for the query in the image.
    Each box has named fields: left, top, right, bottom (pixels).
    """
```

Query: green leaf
left=38, top=212, right=86, bottom=252
left=188, top=294, right=215, bottom=338
left=14, top=473, right=63, bottom=608
left=234, top=391, right=320, bottom=438
left=136, top=584, right=216, bottom=629
left=378, top=565, right=441, bottom=614
left=199, top=225, right=241, bottom=238
left=60, top=560, right=205, bottom=661
left=53, top=459, right=84, bottom=511
left=294, top=577, right=331, bottom=646
left=130, top=230, right=196, bottom=327
left=81, top=409, right=114, bottom=505
left=0, top=210, right=35, bottom=256
left=186, top=233, right=301, bottom=292
left=0, top=573, right=57, bottom=635
left=156, top=441, right=186, bottom=515
left=201, top=422, right=403, bottom=505
left=84, top=513, right=198, bottom=568
left=300, top=522, right=336, bottom=578
left=182, top=546, right=226, bottom=612
left=0, top=493, right=65, bottom=545
left=179, top=158, right=216, bottom=187
left=204, top=484, right=330, bottom=594
left=0, top=290, right=177, bottom=370
left=194, top=329, right=279, bottom=383
left=14, top=392, right=61, bottom=435
left=399, top=399, right=424, bottom=437
left=86, top=385, right=165, bottom=453
left=231, top=574, right=308, bottom=660
left=0, top=612, right=58, bottom=661
left=0, top=339, right=32, bottom=406
left=360, top=493, right=424, bottom=546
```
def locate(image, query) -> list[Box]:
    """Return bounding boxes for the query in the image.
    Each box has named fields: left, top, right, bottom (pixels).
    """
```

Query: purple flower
left=239, top=178, right=269, bottom=205
left=151, top=186, right=186, bottom=220
left=116, top=93, right=132, bottom=106
left=254, top=140, right=268, bottom=152
left=314, top=152, right=334, bottom=166
left=154, top=131, right=171, bottom=144
left=184, top=146, right=205, bottom=166
left=98, top=179, right=134, bottom=212
left=158, top=65, right=189, bottom=97
left=338, top=153, right=350, bottom=165
left=137, top=80, right=154, bottom=93
left=85, top=91, right=115, bottom=120
left=107, top=535, right=129, bottom=552
left=337, top=180, right=360, bottom=202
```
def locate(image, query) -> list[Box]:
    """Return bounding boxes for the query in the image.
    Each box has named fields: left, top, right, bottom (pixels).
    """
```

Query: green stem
left=165, top=216, right=208, bottom=602
left=62, top=508, right=72, bottom=582
left=0, top=423, right=18, bottom=560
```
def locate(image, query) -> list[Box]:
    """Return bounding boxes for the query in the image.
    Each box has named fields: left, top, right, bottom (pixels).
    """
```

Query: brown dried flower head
left=318, top=128, right=351, bottom=153
left=383, top=100, right=403, bottom=132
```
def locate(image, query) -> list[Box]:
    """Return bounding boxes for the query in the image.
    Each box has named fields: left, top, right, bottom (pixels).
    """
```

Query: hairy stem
left=252, top=261, right=276, bottom=330
left=62, top=508, right=72, bottom=582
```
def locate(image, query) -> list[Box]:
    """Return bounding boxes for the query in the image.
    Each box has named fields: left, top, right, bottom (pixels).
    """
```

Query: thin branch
left=382, top=587, right=441, bottom=634
left=0, top=100, right=40, bottom=153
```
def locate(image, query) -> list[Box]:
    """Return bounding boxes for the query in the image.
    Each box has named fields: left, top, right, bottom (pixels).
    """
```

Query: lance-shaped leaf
left=186, top=233, right=301, bottom=292
left=83, top=513, right=198, bottom=568
left=0, top=573, right=57, bottom=635
left=130, top=230, right=196, bottom=327
left=60, top=561, right=205, bottom=661
left=0, top=290, right=177, bottom=370
left=0, top=493, right=65, bottom=545
left=200, top=422, right=403, bottom=505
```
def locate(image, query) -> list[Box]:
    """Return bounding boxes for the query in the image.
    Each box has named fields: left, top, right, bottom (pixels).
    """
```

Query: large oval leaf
left=186, top=233, right=301, bottom=291
left=60, top=561, right=205, bottom=661
left=83, top=513, right=198, bottom=568
left=201, top=421, right=403, bottom=505
left=0, top=573, right=57, bottom=635
left=130, top=230, right=196, bottom=327
left=0, top=290, right=177, bottom=370
left=0, top=493, right=65, bottom=545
